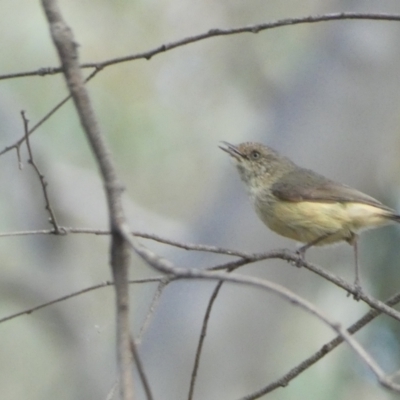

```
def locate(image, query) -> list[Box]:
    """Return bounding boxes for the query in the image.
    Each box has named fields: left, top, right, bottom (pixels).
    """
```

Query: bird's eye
left=250, top=150, right=260, bottom=160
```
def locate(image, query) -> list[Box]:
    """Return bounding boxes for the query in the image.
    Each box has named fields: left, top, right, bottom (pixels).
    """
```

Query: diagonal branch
left=120, top=230, right=400, bottom=393
left=130, top=337, right=154, bottom=400
left=210, top=251, right=400, bottom=323
left=188, top=279, right=225, bottom=400
left=136, top=277, right=171, bottom=344
left=40, top=1, right=134, bottom=399
left=0, top=278, right=163, bottom=325
left=240, top=290, right=400, bottom=399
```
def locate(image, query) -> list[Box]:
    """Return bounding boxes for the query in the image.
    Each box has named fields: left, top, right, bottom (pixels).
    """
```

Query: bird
left=220, top=141, right=400, bottom=297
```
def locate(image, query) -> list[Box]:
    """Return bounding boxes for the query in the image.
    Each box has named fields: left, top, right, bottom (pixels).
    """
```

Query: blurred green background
left=2, top=0, right=400, bottom=399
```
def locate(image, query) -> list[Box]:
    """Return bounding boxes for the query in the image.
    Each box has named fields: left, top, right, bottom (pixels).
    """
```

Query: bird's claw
left=293, top=248, right=306, bottom=268
left=347, top=283, right=362, bottom=300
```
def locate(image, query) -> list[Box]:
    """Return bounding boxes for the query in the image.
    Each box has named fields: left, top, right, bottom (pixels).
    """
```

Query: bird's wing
left=271, top=168, right=392, bottom=211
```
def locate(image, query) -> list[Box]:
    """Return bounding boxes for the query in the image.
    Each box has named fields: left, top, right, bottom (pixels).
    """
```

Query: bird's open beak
left=219, top=141, right=243, bottom=160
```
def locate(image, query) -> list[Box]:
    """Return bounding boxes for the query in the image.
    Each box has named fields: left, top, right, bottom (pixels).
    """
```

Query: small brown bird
left=220, top=141, right=400, bottom=295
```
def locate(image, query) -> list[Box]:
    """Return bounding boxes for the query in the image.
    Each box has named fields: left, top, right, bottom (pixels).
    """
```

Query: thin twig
left=21, top=110, right=62, bottom=233
left=188, top=264, right=240, bottom=400
left=105, top=380, right=119, bottom=400
left=136, top=277, right=172, bottom=344
left=130, top=337, right=154, bottom=400
left=41, top=1, right=134, bottom=398
left=2, top=12, right=400, bottom=81
left=16, top=145, right=22, bottom=170
left=0, top=278, right=163, bottom=325
left=0, top=227, right=252, bottom=257
left=188, top=279, right=224, bottom=400
left=128, top=232, right=251, bottom=257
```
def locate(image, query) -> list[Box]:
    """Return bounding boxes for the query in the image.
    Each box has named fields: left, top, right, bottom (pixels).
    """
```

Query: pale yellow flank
left=256, top=200, right=391, bottom=245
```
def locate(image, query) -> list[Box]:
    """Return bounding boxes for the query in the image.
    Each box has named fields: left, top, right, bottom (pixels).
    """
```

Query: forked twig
left=21, top=110, right=62, bottom=233
left=0, top=68, right=100, bottom=159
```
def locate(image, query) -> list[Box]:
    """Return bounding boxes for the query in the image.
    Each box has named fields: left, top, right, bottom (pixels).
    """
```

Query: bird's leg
left=295, top=232, right=334, bottom=267
left=348, top=233, right=362, bottom=300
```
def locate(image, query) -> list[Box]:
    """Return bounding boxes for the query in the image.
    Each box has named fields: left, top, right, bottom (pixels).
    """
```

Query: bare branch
left=210, top=250, right=400, bottom=323
left=2, top=225, right=400, bottom=323
left=188, top=262, right=241, bottom=400
left=41, top=1, right=134, bottom=398
left=21, top=110, right=63, bottom=233
left=240, top=291, right=400, bottom=399
left=120, top=230, right=400, bottom=392
left=190, top=283, right=400, bottom=399
left=188, top=279, right=225, bottom=400
left=136, top=277, right=172, bottom=344
left=2, top=13, right=400, bottom=81
left=0, top=278, right=163, bottom=325
left=0, top=227, right=252, bottom=257
left=157, top=273, right=400, bottom=392
left=105, top=380, right=119, bottom=400
left=130, top=337, right=154, bottom=400
left=0, top=66, right=67, bottom=81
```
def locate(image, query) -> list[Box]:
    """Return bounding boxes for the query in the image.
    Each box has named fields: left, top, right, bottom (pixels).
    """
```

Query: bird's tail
left=389, top=213, right=400, bottom=222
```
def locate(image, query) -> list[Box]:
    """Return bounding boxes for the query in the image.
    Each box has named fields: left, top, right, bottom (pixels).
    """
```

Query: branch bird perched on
left=220, top=141, right=400, bottom=298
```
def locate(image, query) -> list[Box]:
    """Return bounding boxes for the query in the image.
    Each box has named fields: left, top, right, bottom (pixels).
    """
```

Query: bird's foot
left=294, top=247, right=307, bottom=268
left=347, top=283, right=363, bottom=301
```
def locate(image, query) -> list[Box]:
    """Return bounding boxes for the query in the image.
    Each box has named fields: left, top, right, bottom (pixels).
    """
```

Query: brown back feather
left=271, top=168, right=393, bottom=212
